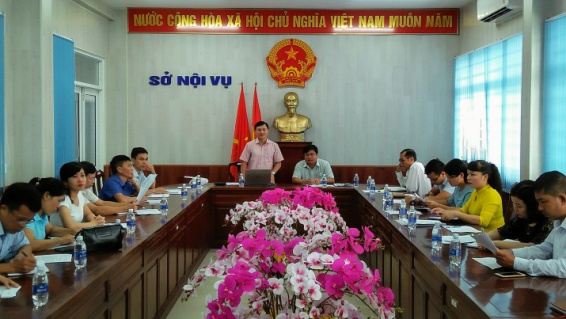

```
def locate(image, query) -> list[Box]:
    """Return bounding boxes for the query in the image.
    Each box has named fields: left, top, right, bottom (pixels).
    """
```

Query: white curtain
left=543, top=15, right=566, bottom=174
left=453, top=34, right=522, bottom=191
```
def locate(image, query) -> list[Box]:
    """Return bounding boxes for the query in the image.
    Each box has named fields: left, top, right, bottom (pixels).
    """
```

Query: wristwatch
left=271, top=171, right=276, bottom=175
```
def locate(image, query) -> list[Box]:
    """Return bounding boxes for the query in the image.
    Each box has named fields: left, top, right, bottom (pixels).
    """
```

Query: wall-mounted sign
left=266, top=39, right=317, bottom=88
left=148, top=72, right=232, bottom=88
left=128, top=8, right=459, bottom=35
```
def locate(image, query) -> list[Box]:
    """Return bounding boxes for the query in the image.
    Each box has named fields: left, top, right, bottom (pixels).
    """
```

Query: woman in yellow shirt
left=432, top=160, right=504, bottom=232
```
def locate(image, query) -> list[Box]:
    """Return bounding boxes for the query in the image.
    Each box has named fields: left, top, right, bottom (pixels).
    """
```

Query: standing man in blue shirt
left=292, top=145, right=335, bottom=185
left=0, top=183, right=42, bottom=287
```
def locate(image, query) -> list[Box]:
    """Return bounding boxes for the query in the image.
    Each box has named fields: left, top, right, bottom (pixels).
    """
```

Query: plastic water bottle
left=449, top=234, right=461, bottom=266
left=115, top=218, right=121, bottom=225
left=383, top=184, right=391, bottom=210
left=407, top=205, right=417, bottom=231
left=74, top=235, right=87, bottom=269
left=385, top=186, right=394, bottom=209
left=370, top=179, right=376, bottom=194
left=196, top=175, right=202, bottom=190
left=126, top=208, right=136, bottom=234
left=366, top=176, right=372, bottom=190
left=321, top=174, right=328, bottom=188
left=432, top=222, right=442, bottom=251
left=399, top=205, right=408, bottom=221
left=238, top=173, right=245, bottom=188
left=181, top=183, right=188, bottom=201
left=32, top=261, right=49, bottom=307
left=190, top=178, right=197, bottom=192
left=353, top=174, right=359, bottom=188
left=160, top=195, right=169, bottom=217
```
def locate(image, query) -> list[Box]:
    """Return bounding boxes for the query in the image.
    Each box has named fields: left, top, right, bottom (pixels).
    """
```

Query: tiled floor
left=167, top=250, right=218, bottom=319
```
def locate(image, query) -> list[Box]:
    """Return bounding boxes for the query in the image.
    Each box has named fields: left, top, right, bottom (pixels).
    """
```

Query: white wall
left=1, top=0, right=109, bottom=183
left=108, top=10, right=457, bottom=167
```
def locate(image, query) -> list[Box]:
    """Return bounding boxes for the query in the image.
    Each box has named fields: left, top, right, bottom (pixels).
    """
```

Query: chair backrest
left=92, top=170, right=104, bottom=196
left=228, top=162, right=242, bottom=182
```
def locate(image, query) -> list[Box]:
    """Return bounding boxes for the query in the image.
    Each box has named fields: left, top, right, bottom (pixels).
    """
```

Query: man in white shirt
left=496, top=171, right=566, bottom=278
left=395, top=148, right=431, bottom=198
left=131, top=147, right=167, bottom=195
left=424, top=158, right=455, bottom=203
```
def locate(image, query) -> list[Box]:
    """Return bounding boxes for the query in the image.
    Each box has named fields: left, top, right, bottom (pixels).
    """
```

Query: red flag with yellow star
left=230, top=84, right=250, bottom=181
left=251, top=83, right=262, bottom=140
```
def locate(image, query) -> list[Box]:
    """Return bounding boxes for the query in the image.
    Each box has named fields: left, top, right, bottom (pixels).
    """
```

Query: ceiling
left=100, top=0, right=473, bottom=10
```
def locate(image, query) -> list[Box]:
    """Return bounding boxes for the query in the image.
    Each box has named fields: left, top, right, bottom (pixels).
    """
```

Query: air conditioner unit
left=477, top=0, right=522, bottom=23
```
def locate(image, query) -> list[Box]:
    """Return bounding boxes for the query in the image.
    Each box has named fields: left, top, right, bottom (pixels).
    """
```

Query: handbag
left=77, top=224, right=124, bottom=253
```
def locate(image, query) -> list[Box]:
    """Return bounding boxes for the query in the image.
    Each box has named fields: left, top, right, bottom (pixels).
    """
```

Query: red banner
left=128, top=8, right=459, bottom=35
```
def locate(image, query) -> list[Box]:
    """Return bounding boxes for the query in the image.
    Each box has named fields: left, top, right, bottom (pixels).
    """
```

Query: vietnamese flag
left=230, top=83, right=250, bottom=181
left=251, top=83, right=262, bottom=140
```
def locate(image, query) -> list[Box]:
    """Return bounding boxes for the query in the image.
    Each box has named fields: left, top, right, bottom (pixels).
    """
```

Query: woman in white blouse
left=50, top=162, right=105, bottom=232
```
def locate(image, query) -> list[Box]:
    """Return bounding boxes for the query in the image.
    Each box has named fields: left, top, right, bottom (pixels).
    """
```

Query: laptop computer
left=244, top=169, right=273, bottom=187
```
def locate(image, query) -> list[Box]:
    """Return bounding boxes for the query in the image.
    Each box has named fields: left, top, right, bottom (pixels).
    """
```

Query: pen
left=21, top=252, right=27, bottom=257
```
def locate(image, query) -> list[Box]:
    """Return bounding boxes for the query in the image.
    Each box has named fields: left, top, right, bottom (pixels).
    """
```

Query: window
left=75, top=51, right=102, bottom=167
left=0, top=14, right=4, bottom=193
left=453, top=34, right=522, bottom=191
left=542, top=15, right=566, bottom=173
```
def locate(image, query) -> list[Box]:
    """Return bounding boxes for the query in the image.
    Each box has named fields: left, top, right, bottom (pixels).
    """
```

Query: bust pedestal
left=279, top=132, right=305, bottom=142
left=276, top=142, right=312, bottom=184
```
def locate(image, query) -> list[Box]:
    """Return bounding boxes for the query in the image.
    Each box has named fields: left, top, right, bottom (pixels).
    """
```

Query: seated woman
left=426, top=159, right=474, bottom=209
left=23, top=177, right=76, bottom=252
left=50, top=162, right=105, bottom=233
left=485, top=180, right=553, bottom=249
left=432, top=160, right=505, bottom=232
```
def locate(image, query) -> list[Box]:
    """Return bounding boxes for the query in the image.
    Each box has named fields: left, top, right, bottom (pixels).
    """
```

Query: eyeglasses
left=398, top=157, right=408, bottom=163
left=11, top=211, right=35, bottom=226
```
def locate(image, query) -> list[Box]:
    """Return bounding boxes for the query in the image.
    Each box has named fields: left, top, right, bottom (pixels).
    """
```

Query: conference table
left=0, top=184, right=564, bottom=319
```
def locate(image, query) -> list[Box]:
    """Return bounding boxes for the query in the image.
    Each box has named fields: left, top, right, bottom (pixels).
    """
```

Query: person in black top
left=483, top=180, right=553, bottom=249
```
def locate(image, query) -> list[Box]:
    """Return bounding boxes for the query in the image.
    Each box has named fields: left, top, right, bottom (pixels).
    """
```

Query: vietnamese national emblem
left=266, top=38, right=317, bottom=88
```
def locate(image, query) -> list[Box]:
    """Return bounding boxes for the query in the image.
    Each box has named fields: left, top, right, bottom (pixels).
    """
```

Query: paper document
left=148, top=193, right=169, bottom=198
left=136, top=208, right=161, bottom=215
left=9, top=265, right=50, bottom=277
left=136, top=173, right=157, bottom=202
left=146, top=199, right=161, bottom=205
left=473, top=233, right=498, bottom=253
left=226, top=182, right=239, bottom=186
left=167, top=189, right=181, bottom=195
left=385, top=209, right=421, bottom=215
left=309, top=184, right=334, bottom=188
left=442, top=225, right=481, bottom=233
left=36, top=254, right=72, bottom=263
left=395, top=219, right=438, bottom=226
left=442, top=235, right=476, bottom=244
left=472, top=257, right=502, bottom=269
left=0, top=286, right=21, bottom=298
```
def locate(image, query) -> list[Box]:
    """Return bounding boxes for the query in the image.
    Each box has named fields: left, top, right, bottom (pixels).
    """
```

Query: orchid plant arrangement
left=184, top=187, right=396, bottom=319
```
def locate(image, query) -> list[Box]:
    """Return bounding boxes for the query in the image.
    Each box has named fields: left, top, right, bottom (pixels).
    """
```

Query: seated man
left=495, top=171, right=566, bottom=278
left=292, top=145, right=335, bottom=185
left=81, top=161, right=137, bottom=215
left=395, top=148, right=431, bottom=198
left=423, top=158, right=455, bottom=203
left=99, top=155, right=141, bottom=203
left=0, top=183, right=41, bottom=287
left=131, top=147, right=167, bottom=194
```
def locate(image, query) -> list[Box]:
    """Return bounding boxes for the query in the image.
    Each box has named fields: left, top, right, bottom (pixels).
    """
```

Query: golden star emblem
left=285, top=46, right=298, bottom=60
